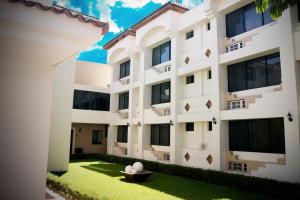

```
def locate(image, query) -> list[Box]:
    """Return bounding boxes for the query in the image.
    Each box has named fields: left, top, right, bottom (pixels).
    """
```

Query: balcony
left=110, top=77, right=130, bottom=93
left=220, top=21, right=279, bottom=64
left=112, top=142, right=127, bottom=156
left=143, top=145, right=170, bottom=163
left=145, top=61, right=171, bottom=85
left=144, top=103, right=171, bottom=124
left=111, top=109, right=129, bottom=125
left=221, top=85, right=283, bottom=120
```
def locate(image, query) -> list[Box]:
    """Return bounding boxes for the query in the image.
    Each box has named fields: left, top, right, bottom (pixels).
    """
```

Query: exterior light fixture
left=138, top=122, right=141, bottom=127
left=287, top=112, right=293, bottom=122
left=212, top=117, right=217, bottom=124
left=127, top=122, right=130, bottom=127
left=169, top=120, right=174, bottom=126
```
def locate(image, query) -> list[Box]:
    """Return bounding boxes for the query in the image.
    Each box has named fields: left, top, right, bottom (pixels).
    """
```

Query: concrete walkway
left=46, top=187, right=65, bottom=200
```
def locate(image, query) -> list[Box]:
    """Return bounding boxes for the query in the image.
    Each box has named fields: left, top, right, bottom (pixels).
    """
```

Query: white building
left=0, top=0, right=108, bottom=199
left=103, top=0, right=300, bottom=183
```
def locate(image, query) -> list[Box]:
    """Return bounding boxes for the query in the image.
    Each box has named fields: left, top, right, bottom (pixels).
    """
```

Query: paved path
left=46, top=187, right=65, bottom=200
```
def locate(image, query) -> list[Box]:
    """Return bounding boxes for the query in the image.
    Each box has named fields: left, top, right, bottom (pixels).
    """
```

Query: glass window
left=228, top=53, right=281, bottom=92
left=266, top=53, right=281, bottom=86
left=186, top=75, right=194, bottom=84
left=151, top=124, right=170, bottom=146
left=229, top=118, right=285, bottom=154
left=117, top=126, right=128, bottom=143
left=247, top=57, right=267, bottom=89
left=208, top=70, right=212, bottom=79
left=226, top=6, right=245, bottom=38
left=119, top=92, right=129, bottom=110
left=207, top=22, right=211, bottom=31
left=186, top=122, right=194, bottom=131
left=92, top=130, right=102, bottom=144
left=228, top=62, right=247, bottom=92
left=208, top=121, right=213, bottom=131
left=152, top=81, right=171, bottom=105
left=186, top=31, right=194, bottom=39
left=244, top=3, right=263, bottom=32
left=152, top=41, right=171, bottom=66
left=226, top=2, right=274, bottom=38
left=73, top=90, right=110, bottom=111
left=120, top=60, right=130, bottom=79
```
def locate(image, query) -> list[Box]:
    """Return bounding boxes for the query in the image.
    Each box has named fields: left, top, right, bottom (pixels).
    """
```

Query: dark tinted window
left=92, top=130, right=102, bottom=144
left=152, top=41, right=171, bottom=66
left=226, top=2, right=274, bottom=38
left=208, top=70, right=212, bottom=79
left=186, top=123, right=194, bottom=131
left=186, top=75, right=194, bottom=84
left=73, top=90, right=110, bottom=111
left=208, top=121, right=213, bottom=131
left=151, top=124, right=170, bottom=146
left=117, top=126, right=128, bottom=143
left=298, top=0, right=300, bottom=22
left=229, top=118, right=285, bottom=154
left=120, top=60, right=130, bottom=79
left=119, top=92, right=129, bottom=110
left=207, top=22, right=211, bottom=30
left=186, top=31, right=194, bottom=39
left=228, top=53, right=281, bottom=92
left=152, top=81, right=171, bottom=105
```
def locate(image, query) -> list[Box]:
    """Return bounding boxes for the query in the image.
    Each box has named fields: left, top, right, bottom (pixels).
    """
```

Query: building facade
left=103, top=0, right=300, bottom=183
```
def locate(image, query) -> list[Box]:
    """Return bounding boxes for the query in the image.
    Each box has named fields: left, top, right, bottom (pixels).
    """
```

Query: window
left=229, top=118, right=285, bottom=154
left=73, top=90, right=110, bottom=111
left=207, top=22, right=211, bottom=30
left=92, top=130, right=102, bottom=144
left=186, top=122, right=194, bottom=132
left=226, top=2, right=273, bottom=38
left=152, top=41, right=171, bottom=66
left=186, top=31, right=194, bottom=39
left=208, top=121, right=212, bottom=131
left=151, top=124, right=170, bottom=146
left=298, top=0, right=300, bottom=22
left=186, top=75, right=194, bottom=84
left=228, top=53, right=281, bottom=92
left=208, top=70, right=212, bottom=79
left=118, top=92, right=129, bottom=110
left=120, top=60, right=130, bottom=79
left=152, top=81, right=171, bottom=105
left=117, top=126, right=128, bottom=143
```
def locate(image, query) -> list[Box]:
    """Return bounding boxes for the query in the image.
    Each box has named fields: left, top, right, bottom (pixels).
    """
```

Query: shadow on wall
left=82, top=162, right=269, bottom=200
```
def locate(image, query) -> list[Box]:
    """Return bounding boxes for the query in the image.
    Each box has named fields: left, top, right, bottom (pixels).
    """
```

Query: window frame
left=117, top=125, right=128, bottom=143
left=152, top=41, right=171, bottom=66
left=225, top=2, right=274, bottom=38
left=119, top=60, right=130, bottom=79
left=229, top=118, right=285, bottom=154
left=186, top=75, right=195, bottom=84
left=118, top=92, right=129, bottom=110
left=186, top=30, right=194, bottom=40
left=151, top=81, right=171, bottom=105
left=228, top=53, right=281, bottom=92
left=186, top=122, right=194, bottom=132
left=151, top=124, right=170, bottom=146
left=73, top=90, right=110, bottom=111
left=92, top=130, right=102, bottom=145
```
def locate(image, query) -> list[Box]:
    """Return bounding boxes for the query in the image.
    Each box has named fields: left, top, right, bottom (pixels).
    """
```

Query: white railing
left=223, top=34, right=255, bottom=53
left=119, top=77, right=130, bottom=85
left=151, top=62, right=171, bottom=74
left=151, top=106, right=171, bottom=116
left=227, top=99, right=246, bottom=110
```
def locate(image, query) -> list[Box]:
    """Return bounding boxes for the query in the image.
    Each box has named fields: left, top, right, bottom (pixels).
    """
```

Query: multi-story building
left=103, top=0, right=300, bottom=183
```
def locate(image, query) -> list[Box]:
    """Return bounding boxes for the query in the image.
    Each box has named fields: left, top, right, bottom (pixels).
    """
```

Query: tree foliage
left=255, top=0, right=298, bottom=19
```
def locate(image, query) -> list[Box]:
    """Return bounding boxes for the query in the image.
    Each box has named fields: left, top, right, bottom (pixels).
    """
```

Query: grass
left=48, top=160, right=279, bottom=200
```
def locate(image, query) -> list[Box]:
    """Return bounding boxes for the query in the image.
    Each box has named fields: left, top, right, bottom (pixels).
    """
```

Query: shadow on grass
left=50, top=171, right=67, bottom=177
left=81, top=162, right=275, bottom=200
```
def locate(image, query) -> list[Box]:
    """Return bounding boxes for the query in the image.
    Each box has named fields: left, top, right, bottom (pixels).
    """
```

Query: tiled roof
left=103, top=2, right=189, bottom=50
left=7, top=0, right=109, bottom=34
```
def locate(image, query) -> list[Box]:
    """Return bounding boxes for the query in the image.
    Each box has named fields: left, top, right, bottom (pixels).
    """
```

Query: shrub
left=70, top=153, right=300, bottom=198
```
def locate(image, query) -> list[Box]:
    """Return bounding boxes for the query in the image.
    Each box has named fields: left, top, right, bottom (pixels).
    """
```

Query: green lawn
left=48, top=160, right=277, bottom=200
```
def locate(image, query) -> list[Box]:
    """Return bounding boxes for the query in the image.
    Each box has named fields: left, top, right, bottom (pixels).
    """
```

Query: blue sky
left=54, top=0, right=203, bottom=64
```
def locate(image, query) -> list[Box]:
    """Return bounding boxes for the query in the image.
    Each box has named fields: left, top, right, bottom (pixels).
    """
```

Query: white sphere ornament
left=131, top=168, right=138, bottom=174
left=125, top=165, right=133, bottom=173
left=133, top=162, right=144, bottom=172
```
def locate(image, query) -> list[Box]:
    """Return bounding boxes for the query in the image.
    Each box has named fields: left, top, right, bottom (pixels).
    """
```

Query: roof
left=7, top=0, right=109, bottom=35
left=103, top=2, right=189, bottom=50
